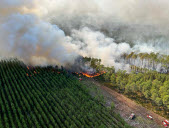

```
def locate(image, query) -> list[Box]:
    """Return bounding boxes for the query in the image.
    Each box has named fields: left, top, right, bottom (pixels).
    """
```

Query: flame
left=73, top=71, right=105, bottom=78
left=75, top=72, right=79, bottom=74
left=27, top=66, right=29, bottom=70
left=81, top=71, right=105, bottom=78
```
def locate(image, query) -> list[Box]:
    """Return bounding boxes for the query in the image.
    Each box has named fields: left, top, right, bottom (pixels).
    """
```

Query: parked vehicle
left=79, top=78, right=82, bottom=81
left=129, top=113, right=135, bottom=120
left=162, top=121, right=168, bottom=127
left=164, top=120, right=169, bottom=125
left=147, top=115, right=153, bottom=120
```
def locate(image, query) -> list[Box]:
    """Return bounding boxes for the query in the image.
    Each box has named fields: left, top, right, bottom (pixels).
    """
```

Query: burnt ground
left=82, top=78, right=166, bottom=128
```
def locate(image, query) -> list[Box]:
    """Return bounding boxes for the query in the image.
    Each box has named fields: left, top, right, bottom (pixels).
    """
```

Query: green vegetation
left=122, top=52, right=169, bottom=72
left=135, top=116, right=154, bottom=127
left=109, top=70, right=169, bottom=115
left=83, top=56, right=169, bottom=118
left=84, top=52, right=169, bottom=73
left=96, top=65, right=169, bottom=118
left=0, top=60, right=131, bottom=128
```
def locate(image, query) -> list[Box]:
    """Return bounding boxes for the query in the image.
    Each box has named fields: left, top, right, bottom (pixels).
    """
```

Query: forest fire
left=81, top=71, right=105, bottom=78
left=74, top=71, right=106, bottom=78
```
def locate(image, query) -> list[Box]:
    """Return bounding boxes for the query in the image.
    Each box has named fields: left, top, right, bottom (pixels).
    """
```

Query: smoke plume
left=0, top=0, right=169, bottom=70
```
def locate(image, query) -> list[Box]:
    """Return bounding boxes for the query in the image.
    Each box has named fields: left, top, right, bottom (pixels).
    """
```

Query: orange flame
left=27, top=66, right=29, bottom=70
left=81, top=71, right=105, bottom=78
left=75, top=72, right=79, bottom=74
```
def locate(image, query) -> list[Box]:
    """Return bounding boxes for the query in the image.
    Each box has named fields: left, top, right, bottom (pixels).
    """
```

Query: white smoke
left=66, top=27, right=131, bottom=71
left=40, top=0, right=169, bottom=55
left=0, top=13, right=77, bottom=66
left=0, top=0, right=169, bottom=69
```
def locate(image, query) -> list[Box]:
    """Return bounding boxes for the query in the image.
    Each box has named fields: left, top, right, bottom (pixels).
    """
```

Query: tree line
left=122, top=52, right=169, bottom=73
left=85, top=56, right=169, bottom=117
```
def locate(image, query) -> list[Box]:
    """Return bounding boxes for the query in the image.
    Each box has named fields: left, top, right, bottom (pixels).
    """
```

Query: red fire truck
left=162, top=121, right=168, bottom=127
left=147, top=115, right=153, bottom=120
left=79, top=78, right=82, bottom=81
left=164, top=120, right=169, bottom=125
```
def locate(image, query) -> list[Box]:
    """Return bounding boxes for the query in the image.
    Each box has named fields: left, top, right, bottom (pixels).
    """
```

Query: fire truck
left=162, top=121, right=168, bottom=127
left=147, top=115, right=153, bottom=120
left=164, top=120, right=169, bottom=125
left=79, top=78, right=82, bottom=81
left=129, top=113, right=135, bottom=120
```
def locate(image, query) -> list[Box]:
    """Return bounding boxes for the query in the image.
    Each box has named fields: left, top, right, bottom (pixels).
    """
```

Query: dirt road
left=101, top=86, right=165, bottom=128
left=84, top=79, right=166, bottom=128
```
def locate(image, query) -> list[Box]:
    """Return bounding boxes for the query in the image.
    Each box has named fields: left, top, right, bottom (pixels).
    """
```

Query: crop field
left=0, top=60, right=131, bottom=128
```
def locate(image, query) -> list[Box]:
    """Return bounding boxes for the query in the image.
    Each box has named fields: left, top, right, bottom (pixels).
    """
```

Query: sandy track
left=89, top=80, right=166, bottom=128
left=101, top=86, right=166, bottom=128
